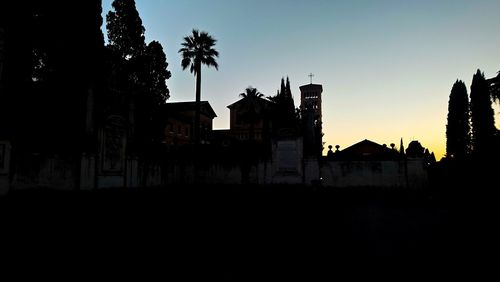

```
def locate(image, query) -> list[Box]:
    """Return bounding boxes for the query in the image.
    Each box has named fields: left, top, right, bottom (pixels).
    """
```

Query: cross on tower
left=308, top=73, right=314, bottom=84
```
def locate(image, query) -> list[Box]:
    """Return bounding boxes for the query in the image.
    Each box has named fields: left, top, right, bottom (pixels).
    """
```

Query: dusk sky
left=102, top=0, right=500, bottom=159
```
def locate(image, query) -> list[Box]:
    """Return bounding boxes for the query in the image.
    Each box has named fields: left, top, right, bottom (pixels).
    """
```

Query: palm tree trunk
left=195, top=60, right=201, bottom=145
left=194, top=61, right=202, bottom=184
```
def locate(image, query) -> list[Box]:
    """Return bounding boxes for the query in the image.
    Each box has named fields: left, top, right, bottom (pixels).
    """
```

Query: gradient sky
left=102, top=0, right=500, bottom=159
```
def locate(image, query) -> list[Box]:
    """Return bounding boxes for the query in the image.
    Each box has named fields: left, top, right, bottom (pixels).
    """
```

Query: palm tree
left=179, top=29, right=219, bottom=145
left=239, top=87, right=265, bottom=142
left=240, top=86, right=264, bottom=99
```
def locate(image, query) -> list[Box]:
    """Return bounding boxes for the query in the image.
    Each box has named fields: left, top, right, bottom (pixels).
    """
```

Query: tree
left=138, top=41, right=171, bottom=145
left=179, top=29, right=219, bottom=145
left=145, top=41, right=171, bottom=105
left=106, top=0, right=171, bottom=153
left=18, top=1, right=105, bottom=152
left=106, top=0, right=147, bottom=108
left=490, top=70, right=500, bottom=103
left=267, top=77, right=298, bottom=130
left=446, top=80, right=470, bottom=159
left=284, top=77, right=296, bottom=117
left=470, top=69, right=496, bottom=156
left=280, top=78, right=286, bottom=101
left=106, top=0, right=147, bottom=107
left=106, top=1, right=171, bottom=104
left=239, top=87, right=265, bottom=142
left=106, top=0, right=146, bottom=152
left=106, top=0, right=145, bottom=60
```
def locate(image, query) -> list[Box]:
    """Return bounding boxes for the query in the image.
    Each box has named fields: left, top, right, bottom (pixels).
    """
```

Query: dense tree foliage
left=145, top=41, right=171, bottom=104
left=106, top=0, right=145, bottom=60
left=470, top=69, right=496, bottom=156
left=267, top=77, right=298, bottom=131
left=106, top=0, right=171, bottom=101
left=446, top=80, right=470, bottom=159
left=106, top=0, right=171, bottom=152
left=0, top=1, right=104, bottom=152
left=490, top=70, right=500, bottom=103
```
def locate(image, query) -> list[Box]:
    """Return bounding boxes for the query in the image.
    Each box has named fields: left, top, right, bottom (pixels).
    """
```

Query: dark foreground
left=1, top=185, right=498, bottom=279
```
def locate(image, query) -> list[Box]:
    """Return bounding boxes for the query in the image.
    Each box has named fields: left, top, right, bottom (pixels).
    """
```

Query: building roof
left=406, top=140, right=425, bottom=157
left=161, top=101, right=217, bottom=119
left=227, top=96, right=274, bottom=109
left=333, top=139, right=400, bottom=161
left=299, top=84, right=323, bottom=92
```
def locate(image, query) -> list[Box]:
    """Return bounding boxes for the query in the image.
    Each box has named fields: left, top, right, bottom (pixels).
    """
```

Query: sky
left=102, top=0, right=500, bottom=160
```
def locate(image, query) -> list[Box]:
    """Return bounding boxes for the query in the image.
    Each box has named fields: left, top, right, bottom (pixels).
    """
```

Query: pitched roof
left=334, top=139, right=399, bottom=161
left=161, top=101, right=217, bottom=118
left=227, top=96, right=273, bottom=109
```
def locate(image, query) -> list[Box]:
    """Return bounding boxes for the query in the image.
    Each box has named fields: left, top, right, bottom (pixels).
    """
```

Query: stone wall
left=405, top=158, right=429, bottom=189
left=10, top=153, right=77, bottom=190
left=320, top=158, right=428, bottom=188
left=80, top=153, right=96, bottom=190
left=1, top=140, right=429, bottom=193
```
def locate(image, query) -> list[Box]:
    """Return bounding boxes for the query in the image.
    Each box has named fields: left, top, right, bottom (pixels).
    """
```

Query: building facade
left=161, top=101, right=217, bottom=145
left=227, top=96, right=274, bottom=142
left=321, top=139, right=433, bottom=188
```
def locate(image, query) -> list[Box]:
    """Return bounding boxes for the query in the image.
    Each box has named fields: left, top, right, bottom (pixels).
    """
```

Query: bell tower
left=300, top=75, right=323, bottom=156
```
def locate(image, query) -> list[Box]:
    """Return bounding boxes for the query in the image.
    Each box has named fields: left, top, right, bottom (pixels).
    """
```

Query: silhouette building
left=332, top=139, right=400, bottom=161
left=161, top=101, right=217, bottom=145
left=227, top=96, right=273, bottom=142
left=323, top=139, right=433, bottom=188
left=300, top=83, right=323, bottom=124
left=0, top=0, right=436, bottom=190
left=300, top=83, right=323, bottom=156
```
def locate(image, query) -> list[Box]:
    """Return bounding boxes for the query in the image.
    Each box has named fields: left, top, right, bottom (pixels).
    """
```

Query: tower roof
left=299, top=84, right=323, bottom=92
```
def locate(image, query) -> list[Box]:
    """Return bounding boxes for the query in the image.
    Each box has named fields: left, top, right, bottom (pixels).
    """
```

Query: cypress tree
left=285, top=76, right=292, bottom=99
left=446, top=80, right=470, bottom=159
left=470, top=69, right=496, bottom=156
left=490, top=70, right=500, bottom=103
left=280, top=77, right=286, bottom=98
left=285, top=76, right=296, bottom=121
